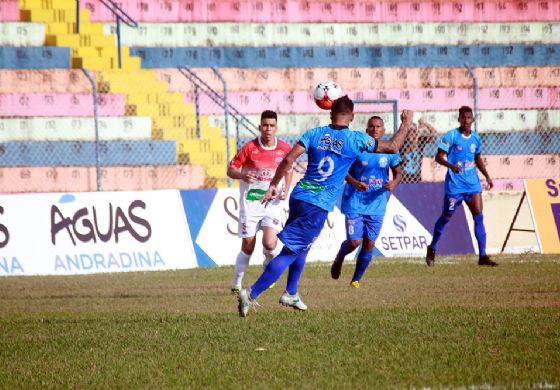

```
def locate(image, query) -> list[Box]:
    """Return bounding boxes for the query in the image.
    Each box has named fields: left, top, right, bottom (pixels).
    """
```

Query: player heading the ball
left=236, top=95, right=415, bottom=317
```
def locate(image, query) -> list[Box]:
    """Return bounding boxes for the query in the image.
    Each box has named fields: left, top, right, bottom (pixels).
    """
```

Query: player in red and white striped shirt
left=227, top=110, right=292, bottom=293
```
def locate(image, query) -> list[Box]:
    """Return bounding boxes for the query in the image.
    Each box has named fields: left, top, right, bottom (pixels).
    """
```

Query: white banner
left=377, top=196, right=433, bottom=257
left=0, top=190, right=196, bottom=276
left=195, top=188, right=348, bottom=266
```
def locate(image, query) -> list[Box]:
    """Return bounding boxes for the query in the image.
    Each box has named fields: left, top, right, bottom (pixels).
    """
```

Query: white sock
left=232, top=251, right=251, bottom=288
left=263, top=246, right=282, bottom=269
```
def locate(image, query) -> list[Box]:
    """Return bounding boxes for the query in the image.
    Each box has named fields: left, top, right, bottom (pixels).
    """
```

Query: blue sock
left=250, top=247, right=296, bottom=300
left=335, top=240, right=355, bottom=260
left=286, top=250, right=309, bottom=295
left=430, top=215, right=451, bottom=250
left=473, top=213, right=487, bottom=256
left=352, top=248, right=374, bottom=282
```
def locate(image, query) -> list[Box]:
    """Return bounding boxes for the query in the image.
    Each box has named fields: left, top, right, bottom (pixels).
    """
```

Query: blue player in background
left=237, top=96, right=414, bottom=317
left=426, top=106, right=497, bottom=267
left=330, top=116, right=404, bottom=287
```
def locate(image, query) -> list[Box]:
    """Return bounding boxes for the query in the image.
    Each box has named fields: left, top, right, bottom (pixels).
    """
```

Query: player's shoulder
left=277, top=138, right=291, bottom=151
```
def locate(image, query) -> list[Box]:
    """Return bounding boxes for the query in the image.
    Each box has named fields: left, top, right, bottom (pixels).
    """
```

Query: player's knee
left=348, top=239, right=362, bottom=250
left=362, top=239, right=375, bottom=251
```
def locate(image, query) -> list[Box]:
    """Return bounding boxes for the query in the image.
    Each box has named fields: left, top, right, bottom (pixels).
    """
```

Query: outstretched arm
left=475, top=154, right=493, bottom=190
left=262, top=143, right=306, bottom=205
left=376, top=110, right=414, bottom=154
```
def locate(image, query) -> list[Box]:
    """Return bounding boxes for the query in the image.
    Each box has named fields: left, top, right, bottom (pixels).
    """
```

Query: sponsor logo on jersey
left=470, top=144, right=476, bottom=153
left=318, top=133, right=344, bottom=152
left=361, top=160, right=368, bottom=166
left=379, top=156, right=388, bottom=168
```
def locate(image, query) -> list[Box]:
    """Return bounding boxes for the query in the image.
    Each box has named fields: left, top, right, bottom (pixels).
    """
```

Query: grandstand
left=0, top=0, right=558, bottom=193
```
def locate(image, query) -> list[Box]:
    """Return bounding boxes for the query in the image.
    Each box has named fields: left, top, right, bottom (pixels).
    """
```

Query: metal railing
left=76, top=0, right=138, bottom=68
left=178, top=67, right=261, bottom=187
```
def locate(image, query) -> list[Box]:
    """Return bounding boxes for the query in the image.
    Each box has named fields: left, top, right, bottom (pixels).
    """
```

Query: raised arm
left=262, top=143, right=306, bottom=204
left=376, top=110, right=414, bottom=154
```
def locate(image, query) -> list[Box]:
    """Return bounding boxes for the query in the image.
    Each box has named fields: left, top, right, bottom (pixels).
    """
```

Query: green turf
left=1, top=255, right=559, bottom=389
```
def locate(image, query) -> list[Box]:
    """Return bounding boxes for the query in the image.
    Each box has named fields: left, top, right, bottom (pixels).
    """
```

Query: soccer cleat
left=350, top=280, right=360, bottom=288
left=330, top=255, right=344, bottom=280
left=478, top=255, right=498, bottom=267
left=426, top=245, right=436, bottom=267
left=279, top=291, right=308, bottom=311
left=237, top=289, right=254, bottom=317
left=231, top=287, right=240, bottom=296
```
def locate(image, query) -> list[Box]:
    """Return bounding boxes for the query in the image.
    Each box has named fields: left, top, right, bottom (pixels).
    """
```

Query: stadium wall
left=0, top=184, right=503, bottom=276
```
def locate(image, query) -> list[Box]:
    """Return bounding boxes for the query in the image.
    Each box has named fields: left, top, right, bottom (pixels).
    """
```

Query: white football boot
left=279, top=291, right=308, bottom=311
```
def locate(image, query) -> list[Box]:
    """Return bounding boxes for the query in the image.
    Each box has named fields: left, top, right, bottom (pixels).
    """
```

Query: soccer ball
left=313, top=81, right=343, bottom=110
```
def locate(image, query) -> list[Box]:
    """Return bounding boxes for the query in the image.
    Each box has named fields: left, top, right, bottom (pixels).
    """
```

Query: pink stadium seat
left=156, top=67, right=560, bottom=93
left=0, top=93, right=125, bottom=116
left=0, top=0, right=19, bottom=22
left=0, top=70, right=92, bottom=93
left=86, top=1, right=560, bottom=23
left=0, top=165, right=205, bottom=193
left=184, top=88, right=559, bottom=115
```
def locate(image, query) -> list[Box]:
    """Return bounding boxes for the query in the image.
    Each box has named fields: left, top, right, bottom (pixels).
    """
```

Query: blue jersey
left=438, top=128, right=482, bottom=194
left=341, top=151, right=401, bottom=216
left=291, top=125, right=378, bottom=212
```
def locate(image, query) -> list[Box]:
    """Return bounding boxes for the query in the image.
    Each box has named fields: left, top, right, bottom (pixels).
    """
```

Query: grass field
left=1, top=254, right=559, bottom=389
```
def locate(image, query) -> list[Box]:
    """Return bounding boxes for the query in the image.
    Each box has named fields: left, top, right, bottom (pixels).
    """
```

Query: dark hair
left=368, top=115, right=384, bottom=123
left=260, top=110, right=277, bottom=122
left=459, top=106, right=473, bottom=116
left=331, top=95, right=354, bottom=114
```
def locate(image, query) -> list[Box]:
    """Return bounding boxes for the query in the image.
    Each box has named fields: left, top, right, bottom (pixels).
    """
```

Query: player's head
left=330, top=95, right=354, bottom=126
left=366, top=116, right=385, bottom=140
left=259, top=110, right=278, bottom=144
left=458, top=106, right=474, bottom=131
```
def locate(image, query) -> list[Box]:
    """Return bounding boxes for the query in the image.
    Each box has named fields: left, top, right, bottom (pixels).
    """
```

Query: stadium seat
left=0, top=140, right=176, bottom=166
left=0, top=22, right=45, bottom=46
left=0, top=116, right=152, bottom=141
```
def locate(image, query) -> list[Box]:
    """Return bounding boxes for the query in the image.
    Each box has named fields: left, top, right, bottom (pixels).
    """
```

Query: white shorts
left=238, top=206, right=283, bottom=238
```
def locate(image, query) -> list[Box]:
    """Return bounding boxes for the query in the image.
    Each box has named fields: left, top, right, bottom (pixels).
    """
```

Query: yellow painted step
left=153, top=116, right=198, bottom=129
left=46, top=22, right=104, bottom=35
left=101, top=79, right=168, bottom=94
left=136, top=102, right=195, bottom=117
left=72, top=56, right=112, bottom=70
left=125, top=92, right=184, bottom=104
left=20, top=0, right=72, bottom=8
left=46, top=33, right=115, bottom=47
left=71, top=46, right=130, bottom=59
left=21, top=8, right=90, bottom=23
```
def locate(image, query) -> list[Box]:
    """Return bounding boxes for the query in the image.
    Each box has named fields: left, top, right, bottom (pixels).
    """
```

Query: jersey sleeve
left=391, top=153, right=402, bottom=167
left=229, top=143, right=250, bottom=169
left=298, top=129, right=313, bottom=151
left=356, top=132, right=378, bottom=153
left=475, top=134, right=482, bottom=155
left=438, top=130, right=454, bottom=154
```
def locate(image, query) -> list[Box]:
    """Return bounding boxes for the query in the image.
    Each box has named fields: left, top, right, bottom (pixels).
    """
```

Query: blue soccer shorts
left=443, top=192, right=481, bottom=215
left=278, top=197, right=328, bottom=254
left=345, top=214, right=384, bottom=242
